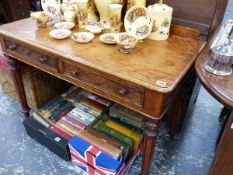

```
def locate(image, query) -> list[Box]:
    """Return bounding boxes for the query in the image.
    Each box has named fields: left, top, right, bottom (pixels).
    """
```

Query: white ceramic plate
left=72, top=32, right=95, bottom=44
left=124, top=6, right=153, bottom=40
left=55, top=22, right=75, bottom=29
left=99, top=33, right=117, bottom=44
left=41, top=0, right=61, bottom=16
left=49, top=29, right=71, bottom=39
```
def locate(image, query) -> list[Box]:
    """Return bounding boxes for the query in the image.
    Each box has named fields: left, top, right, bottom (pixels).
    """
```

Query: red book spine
left=83, top=98, right=106, bottom=111
left=60, top=117, right=84, bottom=131
left=50, top=125, right=73, bottom=140
left=65, top=115, right=87, bottom=128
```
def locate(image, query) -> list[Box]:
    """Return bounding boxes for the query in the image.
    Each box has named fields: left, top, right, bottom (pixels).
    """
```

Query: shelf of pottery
left=31, top=0, right=173, bottom=53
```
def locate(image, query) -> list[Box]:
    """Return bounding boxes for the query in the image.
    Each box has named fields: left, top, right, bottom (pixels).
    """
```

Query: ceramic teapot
left=61, top=0, right=77, bottom=23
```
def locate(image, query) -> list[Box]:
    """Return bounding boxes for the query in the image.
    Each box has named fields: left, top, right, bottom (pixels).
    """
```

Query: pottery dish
left=99, top=33, right=117, bottom=44
left=55, top=22, right=75, bottom=29
left=85, top=22, right=103, bottom=34
left=72, top=32, right=95, bottom=43
left=115, top=32, right=138, bottom=53
left=41, top=0, right=61, bottom=17
left=49, top=29, right=71, bottom=39
left=124, top=6, right=153, bottom=40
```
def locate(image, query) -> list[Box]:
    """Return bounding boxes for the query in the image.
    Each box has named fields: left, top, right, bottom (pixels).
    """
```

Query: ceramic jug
left=61, top=0, right=77, bottom=23
left=87, top=0, right=98, bottom=22
left=147, top=0, right=173, bottom=40
left=126, top=0, right=146, bottom=10
left=94, top=0, right=123, bottom=27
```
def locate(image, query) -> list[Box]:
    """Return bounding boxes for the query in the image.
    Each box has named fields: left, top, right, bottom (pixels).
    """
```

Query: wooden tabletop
left=195, top=28, right=233, bottom=109
left=0, top=18, right=204, bottom=93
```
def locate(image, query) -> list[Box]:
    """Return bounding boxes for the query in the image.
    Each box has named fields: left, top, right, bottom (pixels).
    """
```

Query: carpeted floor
left=0, top=1, right=232, bottom=174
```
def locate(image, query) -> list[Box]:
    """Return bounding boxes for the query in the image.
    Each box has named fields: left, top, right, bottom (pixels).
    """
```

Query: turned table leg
left=141, top=120, right=160, bottom=175
left=7, top=57, right=30, bottom=117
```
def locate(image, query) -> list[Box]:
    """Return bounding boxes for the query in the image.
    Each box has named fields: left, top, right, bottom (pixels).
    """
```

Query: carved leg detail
left=7, top=57, right=30, bottom=117
left=141, top=121, right=160, bottom=175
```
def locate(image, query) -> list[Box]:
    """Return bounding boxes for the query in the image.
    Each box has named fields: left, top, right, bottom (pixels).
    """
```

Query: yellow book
left=56, top=121, right=80, bottom=136
left=105, top=120, right=143, bottom=153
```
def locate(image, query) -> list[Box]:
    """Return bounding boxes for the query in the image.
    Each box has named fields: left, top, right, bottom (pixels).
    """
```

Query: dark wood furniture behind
left=0, top=0, right=31, bottom=22
left=209, top=112, right=233, bottom=175
left=0, top=1, right=229, bottom=175
left=195, top=25, right=233, bottom=175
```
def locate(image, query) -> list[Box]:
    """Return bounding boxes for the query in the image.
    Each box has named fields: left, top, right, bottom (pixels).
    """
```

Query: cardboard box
left=69, top=136, right=143, bottom=175
left=23, top=117, right=71, bottom=161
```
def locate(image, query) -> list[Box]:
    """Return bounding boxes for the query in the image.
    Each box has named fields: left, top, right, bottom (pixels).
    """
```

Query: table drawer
left=64, top=63, right=144, bottom=107
left=5, top=40, right=58, bottom=72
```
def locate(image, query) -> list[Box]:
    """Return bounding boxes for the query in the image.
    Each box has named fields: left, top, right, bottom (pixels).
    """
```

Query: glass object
left=76, top=0, right=89, bottom=28
left=204, top=42, right=233, bottom=76
left=204, top=20, right=233, bottom=76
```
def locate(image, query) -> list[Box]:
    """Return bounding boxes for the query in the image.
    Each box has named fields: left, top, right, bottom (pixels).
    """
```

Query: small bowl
left=99, top=33, right=117, bottom=44
left=115, top=33, right=138, bottom=54
left=85, top=22, right=103, bottom=34
left=55, top=22, right=75, bottom=30
left=30, top=11, right=50, bottom=27
left=72, top=32, right=95, bottom=44
left=49, top=29, right=71, bottom=39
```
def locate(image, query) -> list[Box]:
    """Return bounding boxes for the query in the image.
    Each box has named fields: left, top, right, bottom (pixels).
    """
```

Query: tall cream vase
left=87, top=0, right=98, bottom=22
left=94, top=0, right=122, bottom=27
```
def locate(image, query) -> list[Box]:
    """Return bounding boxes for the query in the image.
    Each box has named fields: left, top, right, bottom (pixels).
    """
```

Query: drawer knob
left=71, top=70, right=79, bottom=77
left=9, top=44, right=17, bottom=51
left=118, top=88, right=127, bottom=96
left=39, top=56, right=47, bottom=63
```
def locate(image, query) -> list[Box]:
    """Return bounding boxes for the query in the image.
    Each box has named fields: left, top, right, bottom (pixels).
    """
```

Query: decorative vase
left=94, top=0, right=123, bottom=28
left=147, top=0, right=173, bottom=41
left=126, top=0, right=146, bottom=11
left=87, top=0, right=99, bottom=22
left=77, top=0, right=89, bottom=28
left=61, top=0, right=77, bottom=23
left=109, top=4, right=123, bottom=32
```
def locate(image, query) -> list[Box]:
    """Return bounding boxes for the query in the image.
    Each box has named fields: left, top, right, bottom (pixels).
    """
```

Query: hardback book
left=69, top=108, right=97, bottom=126
left=110, top=104, right=145, bottom=129
left=93, top=121, right=133, bottom=157
left=56, top=121, right=80, bottom=136
left=105, top=120, right=143, bottom=153
left=86, top=128, right=132, bottom=160
left=77, top=130, right=123, bottom=160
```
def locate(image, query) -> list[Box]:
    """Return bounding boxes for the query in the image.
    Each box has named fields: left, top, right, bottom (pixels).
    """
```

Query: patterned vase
left=94, top=0, right=124, bottom=27
left=87, top=0, right=98, bottom=22
left=126, top=0, right=146, bottom=11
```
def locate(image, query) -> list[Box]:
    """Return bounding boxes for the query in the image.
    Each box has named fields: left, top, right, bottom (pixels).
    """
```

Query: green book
left=93, top=121, right=133, bottom=160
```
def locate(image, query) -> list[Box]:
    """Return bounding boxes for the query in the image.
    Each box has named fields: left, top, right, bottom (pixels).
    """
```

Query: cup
left=109, top=4, right=123, bottom=33
left=76, top=0, right=89, bottom=28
